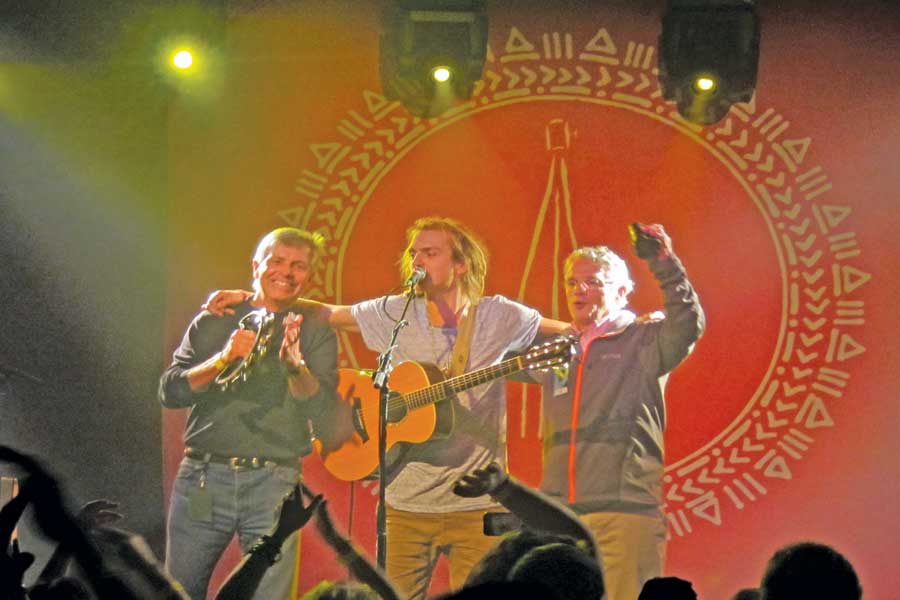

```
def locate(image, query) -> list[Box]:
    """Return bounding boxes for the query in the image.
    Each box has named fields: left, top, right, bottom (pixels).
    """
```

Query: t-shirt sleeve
left=484, top=295, right=542, bottom=352
left=350, top=296, right=396, bottom=352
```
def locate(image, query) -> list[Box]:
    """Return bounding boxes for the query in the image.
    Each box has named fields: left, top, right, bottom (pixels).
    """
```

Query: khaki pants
left=385, top=506, right=499, bottom=600
left=581, top=511, right=667, bottom=600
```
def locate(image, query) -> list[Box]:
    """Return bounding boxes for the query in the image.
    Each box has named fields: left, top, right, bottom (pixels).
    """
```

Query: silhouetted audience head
left=507, top=542, right=604, bottom=600
left=465, top=529, right=585, bottom=586
left=638, top=576, right=697, bottom=599
left=300, top=580, right=379, bottom=600
left=761, top=541, right=861, bottom=600
left=731, top=588, right=762, bottom=600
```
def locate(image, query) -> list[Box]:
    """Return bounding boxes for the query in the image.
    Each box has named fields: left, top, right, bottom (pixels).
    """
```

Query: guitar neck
left=402, top=356, right=524, bottom=411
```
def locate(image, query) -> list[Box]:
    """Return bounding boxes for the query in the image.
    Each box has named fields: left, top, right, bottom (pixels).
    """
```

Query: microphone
left=405, top=266, right=426, bottom=287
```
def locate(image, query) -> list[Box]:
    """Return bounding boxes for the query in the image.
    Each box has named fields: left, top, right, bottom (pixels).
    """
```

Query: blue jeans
left=165, top=456, right=300, bottom=600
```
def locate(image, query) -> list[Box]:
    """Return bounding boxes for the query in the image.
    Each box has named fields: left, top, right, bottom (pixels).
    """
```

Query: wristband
left=249, top=535, right=282, bottom=565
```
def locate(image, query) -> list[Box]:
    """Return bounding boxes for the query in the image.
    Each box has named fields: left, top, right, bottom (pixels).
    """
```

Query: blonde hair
left=399, top=216, right=489, bottom=304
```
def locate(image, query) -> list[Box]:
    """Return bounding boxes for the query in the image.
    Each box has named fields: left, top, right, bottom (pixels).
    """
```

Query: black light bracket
left=380, top=0, right=488, bottom=118
left=658, top=0, right=760, bottom=125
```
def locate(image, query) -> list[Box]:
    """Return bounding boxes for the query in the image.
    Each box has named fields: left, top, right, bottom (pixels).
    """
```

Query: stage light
left=659, top=0, right=760, bottom=125
left=431, top=66, right=452, bottom=83
left=380, top=0, right=488, bottom=118
left=694, top=75, right=716, bottom=93
left=172, top=49, right=194, bottom=70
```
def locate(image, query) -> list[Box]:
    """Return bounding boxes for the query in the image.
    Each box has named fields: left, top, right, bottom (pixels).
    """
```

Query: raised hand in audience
left=453, top=462, right=509, bottom=497
left=301, top=483, right=402, bottom=600
left=215, top=484, right=324, bottom=600
left=0, top=446, right=139, bottom=599
left=273, top=484, right=323, bottom=544
left=454, top=462, right=596, bottom=558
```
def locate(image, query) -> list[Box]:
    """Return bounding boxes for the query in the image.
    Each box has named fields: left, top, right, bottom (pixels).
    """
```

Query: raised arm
left=538, top=316, right=570, bottom=337
left=454, top=463, right=597, bottom=558
left=158, top=314, right=255, bottom=408
left=302, top=485, right=402, bottom=600
left=631, top=223, right=705, bottom=374
left=214, top=485, right=322, bottom=600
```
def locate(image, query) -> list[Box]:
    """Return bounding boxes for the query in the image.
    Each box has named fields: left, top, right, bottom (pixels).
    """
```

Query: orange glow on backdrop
left=164, top=4, right=898, bottom=598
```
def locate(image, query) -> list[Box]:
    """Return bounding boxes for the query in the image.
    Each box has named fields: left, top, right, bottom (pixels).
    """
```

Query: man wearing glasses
left=537, top=223, right=705, bottom=600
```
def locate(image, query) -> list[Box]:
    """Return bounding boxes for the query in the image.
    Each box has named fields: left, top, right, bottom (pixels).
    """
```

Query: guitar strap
left=450, top=301, right=479, bottom=377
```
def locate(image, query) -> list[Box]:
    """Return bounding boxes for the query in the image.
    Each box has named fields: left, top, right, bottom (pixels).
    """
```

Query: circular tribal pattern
left=281, top=26, right=870, bottom=537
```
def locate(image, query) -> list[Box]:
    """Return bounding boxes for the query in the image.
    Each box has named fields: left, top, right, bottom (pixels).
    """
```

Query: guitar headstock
left=522, top=336, right=577, bottom=371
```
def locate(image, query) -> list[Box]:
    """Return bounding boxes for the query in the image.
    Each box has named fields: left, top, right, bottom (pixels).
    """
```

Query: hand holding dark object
left=222, top=329, right=257, bottom=363
left=452, top=462, right=509, bottom=498
left=629, top=222, right=673, bottom=261
left=272, top=484, right=322, bottom=542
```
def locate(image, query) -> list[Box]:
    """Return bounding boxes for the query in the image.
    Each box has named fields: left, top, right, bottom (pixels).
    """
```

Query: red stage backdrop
left=162, top=3, right=900, bottom=598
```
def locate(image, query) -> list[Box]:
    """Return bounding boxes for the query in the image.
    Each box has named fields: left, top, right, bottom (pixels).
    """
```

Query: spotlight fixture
left=380, top=0, right=488, bottom=118
left=172, top=49, right=194, bottom=70
left=431, top=66, right=452, bottom=83
left=658, top=0, right=760, bottom=125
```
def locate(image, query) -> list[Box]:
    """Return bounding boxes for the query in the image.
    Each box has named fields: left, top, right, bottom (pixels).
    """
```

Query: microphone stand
left=372, top=283, right=417, bottom=569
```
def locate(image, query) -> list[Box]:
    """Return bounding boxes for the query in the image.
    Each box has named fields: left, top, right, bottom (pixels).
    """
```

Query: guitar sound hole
left=386, top=391, right=408, bottom=423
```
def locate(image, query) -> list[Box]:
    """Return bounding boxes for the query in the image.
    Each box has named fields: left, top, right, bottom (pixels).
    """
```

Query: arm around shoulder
left=292, top=299, right=358, bottom=333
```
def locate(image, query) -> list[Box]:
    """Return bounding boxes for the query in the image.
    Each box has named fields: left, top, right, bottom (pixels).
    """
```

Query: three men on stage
left=174, top=218, right=703, bottom=600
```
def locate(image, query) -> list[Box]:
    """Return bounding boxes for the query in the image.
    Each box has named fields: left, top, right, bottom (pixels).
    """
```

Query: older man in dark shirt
left=159, top=227, right=338, bottom=600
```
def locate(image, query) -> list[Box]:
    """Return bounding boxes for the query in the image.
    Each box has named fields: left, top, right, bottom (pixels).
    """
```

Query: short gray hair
left=564, top=246, right=634, bottom=296
left=252, top=227, right=325, bottom=269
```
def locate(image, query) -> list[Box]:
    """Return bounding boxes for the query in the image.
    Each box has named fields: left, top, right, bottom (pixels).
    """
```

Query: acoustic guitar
left=314, top=337, right=575, bottom=481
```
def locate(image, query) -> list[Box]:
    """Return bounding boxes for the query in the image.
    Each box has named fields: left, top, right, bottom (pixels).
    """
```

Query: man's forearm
left=184, top=352, right=231, bottom=392
left=286, top=364, right=321, bottom=400
left=493, top=478, right=597, bottom=558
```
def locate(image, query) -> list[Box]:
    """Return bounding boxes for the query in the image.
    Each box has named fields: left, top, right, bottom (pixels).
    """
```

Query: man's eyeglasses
left=564, top=278, right=617, bottom=290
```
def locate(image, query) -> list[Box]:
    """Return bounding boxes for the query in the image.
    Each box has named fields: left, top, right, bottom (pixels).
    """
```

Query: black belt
left=184, top=448, right=298, bottom=470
